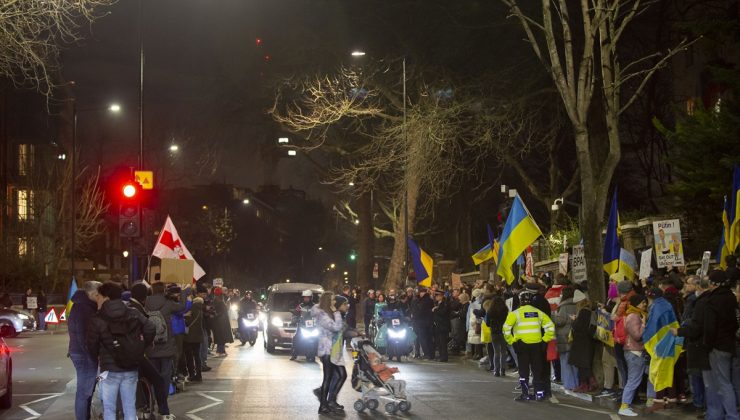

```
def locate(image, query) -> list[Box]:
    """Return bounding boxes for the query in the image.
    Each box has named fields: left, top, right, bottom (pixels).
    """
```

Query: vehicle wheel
left=0, top=323, right=17, bottom=339
left=0, top=362, right=11, bottom=409
left=366, top=399, right=379, bottom=411
left=266, top=342, right=275, bottom=354
left=353, top=400, right=365, bottom=412
left=385, top=402, right=397, bottom=414
left=398, top=401, right=411, bottom=412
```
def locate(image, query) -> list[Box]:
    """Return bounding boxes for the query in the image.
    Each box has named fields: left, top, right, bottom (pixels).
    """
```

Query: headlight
left=388, top=329, right=407, bottom=339
left=242, top=318, right=259, bottom=327
left=230, top=304, right=238, bottom=312
left=301, top=328, right=319, bottom=338
left=18, top=314, right=29, bottom=320
left=271, top=316, right=284, bottom=327
left=258, top=312, right=267, bottom=323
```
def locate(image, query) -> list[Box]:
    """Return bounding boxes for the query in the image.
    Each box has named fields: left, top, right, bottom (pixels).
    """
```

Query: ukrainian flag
left=616, top=248, right=637, bottom=280
left=603, top=189, right=621, bottom=275
left=472, top=243, right=494, bottom=266
left=65, top=278, right=78, bottom=319
left=726, top=164, right=740, bottom=253
left=720, top=196, right=732, bottom=269
left=408, top=236, right=433, bottom=287
left=496, top=194, right=542, bottom=284
left=643, top=297, right=684, bottom=392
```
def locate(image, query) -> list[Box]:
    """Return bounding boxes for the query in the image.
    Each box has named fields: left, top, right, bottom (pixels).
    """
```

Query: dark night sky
left=62, top=0, right=358, bottom=199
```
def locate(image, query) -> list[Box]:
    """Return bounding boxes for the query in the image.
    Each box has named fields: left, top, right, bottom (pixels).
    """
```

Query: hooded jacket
left=704, top=286, right=738, bottom=354
left=171, top=300, right=193, bottom=336
left=553, top=298, right=577, bottom=353
left=68, top=290, right=97, bottom=358
left=144, top=293, right=186, bottom=358
left=87, top=299, right=155, bottom=372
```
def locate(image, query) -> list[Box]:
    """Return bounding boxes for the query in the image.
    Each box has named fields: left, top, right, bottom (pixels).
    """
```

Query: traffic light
left=119, top=181, right=141, bottom=238
left=349, top=251, right=357, bottom=261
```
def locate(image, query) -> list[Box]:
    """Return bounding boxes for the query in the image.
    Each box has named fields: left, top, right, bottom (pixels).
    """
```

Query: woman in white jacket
left=467, top=289, right=483, bottom=358
left=311, top=292, right=349, bottom=414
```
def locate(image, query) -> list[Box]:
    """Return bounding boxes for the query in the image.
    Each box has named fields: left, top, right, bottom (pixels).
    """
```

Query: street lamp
left=71, top=100, right=121, bottom=284
left=242, top=198, right=250, bottom=205
left=351, top=50, right=366, bottom=57
left=330, top=263, right=336, bottom=269
left=169, top=144, right=179, bottom=152
left=122, top=250, right=129, bottom=258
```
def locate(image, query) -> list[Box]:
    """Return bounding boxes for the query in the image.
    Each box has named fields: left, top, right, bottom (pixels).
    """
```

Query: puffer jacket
left=184, top=298, right=204, bottom=344
left=311, top=304, right=344, bottom=364
left=553, top=298, right=577, bottom=353
left=171, top=300, right=193, bottom=336
left=144, top=294, right=186, bottom=358
left=623, top=312, right=645, bottom=352
left=87, top=299, right=155, bottom=372
left=68, top=290, right=97, bottom=359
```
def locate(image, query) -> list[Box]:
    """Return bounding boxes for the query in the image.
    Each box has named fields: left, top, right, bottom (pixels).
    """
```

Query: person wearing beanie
left=612, top=279, right=637, bottom=394
left=618, top=294, right=648, bottom=417
left=701, top=270, right=739, bottom=419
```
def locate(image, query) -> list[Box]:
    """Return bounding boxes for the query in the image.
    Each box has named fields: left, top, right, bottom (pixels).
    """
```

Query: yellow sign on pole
left=134, top=170, right=154, bottom=190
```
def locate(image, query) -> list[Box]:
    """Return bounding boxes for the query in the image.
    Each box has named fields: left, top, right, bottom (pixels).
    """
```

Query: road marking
left=19, top=393, right=62, bottom=419
left=186, top=391, right=233, bottom=420
left=556, top=402, right=618, bottom=419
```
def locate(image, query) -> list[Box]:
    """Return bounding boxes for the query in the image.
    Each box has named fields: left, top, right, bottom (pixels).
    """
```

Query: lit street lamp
left=122, top=250, right=129, bottom=258
left=169, top=144, right=179, bottom=152
left=242, top=198, right=250, bottom=205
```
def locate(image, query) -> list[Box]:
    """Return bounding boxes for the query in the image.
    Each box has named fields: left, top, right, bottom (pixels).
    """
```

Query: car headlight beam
left=271, top=316, right=284, bottom=328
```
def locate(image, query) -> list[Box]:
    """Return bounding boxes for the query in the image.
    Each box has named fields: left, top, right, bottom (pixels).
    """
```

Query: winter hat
left=646, top=287, right=663, bottom=300
left=131, top=283, right=149, bottom=303
left=608, top=282, right=619, bottom=300
left=472, top=289, right=482, bottom=299
left=213, top=287, right=223, bottom=296
left=334, top=295, right=348, bottom=307
left=166, top=283, right=182, bottom=295
left=572, top=290, right=587, bottom=304
left=629, top=294, right=646, bottom=307
left=709, top=270, right=729, bottom=287
left=458, top=292, right=470, bottom=304
left=617, top=280, right=633, bottom=294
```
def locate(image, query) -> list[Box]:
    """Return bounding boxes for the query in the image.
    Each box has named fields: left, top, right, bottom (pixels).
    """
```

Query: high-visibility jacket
left=503, top=304, right=555, bottom=345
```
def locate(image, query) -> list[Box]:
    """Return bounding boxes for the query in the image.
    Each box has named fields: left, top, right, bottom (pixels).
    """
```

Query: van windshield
left=271, top=292, right=319, bottom=311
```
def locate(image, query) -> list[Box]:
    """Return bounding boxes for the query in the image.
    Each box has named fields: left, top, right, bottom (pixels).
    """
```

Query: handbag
left=474, top=319, right=482, bottom=335
left=185, top=312, right=201, bottom=335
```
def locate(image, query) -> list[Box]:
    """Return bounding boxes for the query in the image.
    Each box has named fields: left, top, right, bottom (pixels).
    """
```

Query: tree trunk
left=356, top=191, right=374, bottom=290
left=383, top=173, right=420, bottom=291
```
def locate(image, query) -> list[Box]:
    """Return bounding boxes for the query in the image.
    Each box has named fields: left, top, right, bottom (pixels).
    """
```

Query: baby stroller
left=350, top=338, right=411, bottom=414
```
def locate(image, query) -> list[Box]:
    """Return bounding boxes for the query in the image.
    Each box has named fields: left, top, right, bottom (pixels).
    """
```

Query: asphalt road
left=0, top=330, right=681, bottom=420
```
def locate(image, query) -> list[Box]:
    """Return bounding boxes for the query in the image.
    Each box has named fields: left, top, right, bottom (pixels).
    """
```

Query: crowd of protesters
left=358, top=255, right=740, bottom=418
left=67, top=278, right=245, bottom=420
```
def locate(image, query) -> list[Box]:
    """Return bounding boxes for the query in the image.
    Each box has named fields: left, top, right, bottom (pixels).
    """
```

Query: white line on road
left=556, top=402, right=619, bottom=419
left=19, top=393, right=62, bottom=420
left=186, top=391, right=233, bottom=420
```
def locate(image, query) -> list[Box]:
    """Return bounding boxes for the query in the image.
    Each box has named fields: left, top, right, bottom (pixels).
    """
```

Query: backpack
left=104, top=313, right=146, bottom=370
left=147, top=310, right=169, bottom=345
left=613, top=315, right=627, bottom=345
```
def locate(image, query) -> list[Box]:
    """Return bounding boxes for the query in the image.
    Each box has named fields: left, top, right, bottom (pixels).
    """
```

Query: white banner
left=571, top=245, right=587, bottom=284
left=653, top=219, right=685, bottom=268
left=639, top=248, right=652, bottom=280
left=558, top=253, right=569, bottom=275
left=26, top=296, right=37, bottom=309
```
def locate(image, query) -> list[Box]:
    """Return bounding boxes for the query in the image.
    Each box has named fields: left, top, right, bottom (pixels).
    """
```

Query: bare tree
left=500, top=0, right=692, bottom=301
left=0, top=0, right=115, bottom=96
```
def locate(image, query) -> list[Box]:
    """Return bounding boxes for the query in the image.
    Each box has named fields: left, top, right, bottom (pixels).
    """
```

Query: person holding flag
left=408, top=237, right=436, bottom=359
left=152, top=216, right=206, bottom=283
left=496, top=195, right=543, bottom=285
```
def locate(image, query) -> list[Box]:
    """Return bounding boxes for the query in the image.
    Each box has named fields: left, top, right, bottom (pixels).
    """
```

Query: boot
left=587, top=376, right=599, bottom=392
left=515, top=378, right=530, bottom=402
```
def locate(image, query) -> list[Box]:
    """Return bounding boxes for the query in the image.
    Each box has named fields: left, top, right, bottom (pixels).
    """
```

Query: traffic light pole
left=129, top=238, right=135, bottom=286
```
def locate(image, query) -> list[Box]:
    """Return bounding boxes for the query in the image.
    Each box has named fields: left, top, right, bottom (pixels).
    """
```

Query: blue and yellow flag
left=603, top=189, right=621, bottom=275
left=472, top=243, right=497, bottom=266
left=408, top=236, right=433, bottom=287
left=725, top=164, right=740, bottom=254
left=65, top=278, right=78, bottom=319
left=720, top=196, right=732, bottom=269
left=496, top=195, right=542, bottom=284
left=643, top=297, right=684, bottom=392
left=616, top=248, right=638, bottom=280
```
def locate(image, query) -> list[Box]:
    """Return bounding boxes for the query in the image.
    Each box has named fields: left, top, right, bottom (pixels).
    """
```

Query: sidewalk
left=465, top=356, right=701, bottom=419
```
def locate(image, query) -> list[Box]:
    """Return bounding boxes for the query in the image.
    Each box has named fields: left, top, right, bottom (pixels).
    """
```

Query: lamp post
left=351, top=51, right=407, bottom=284
left=71, top=101, right=121, bottom=284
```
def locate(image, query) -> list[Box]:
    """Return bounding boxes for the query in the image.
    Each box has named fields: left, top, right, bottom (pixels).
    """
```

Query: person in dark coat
left=340, top=285, right=356, bottom=329
left=701, top=270, right=738, bottom=419
left=413, top=287, right=435, bottom=360
left=432, top=290, right=451, bottom=362
left=211, top=287, right=233, bottom=356
left=674, top=275, right=710, bottom=412
left=487, top=295, right=509, bottom=376
left=0, top=293, right=12, bottom=309
left=87, top=282, right=155, bottom=420
left=183, top=296, right=204, bottom=381
left=36, top=290, right=48, bottom=330
left=569, top=296, right=597, bottom=392
left=362, top=290, right=376, bottom=336
left=68, top=281, right=101, bottom=420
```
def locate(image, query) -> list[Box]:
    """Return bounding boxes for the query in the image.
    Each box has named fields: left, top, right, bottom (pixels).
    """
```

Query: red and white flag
left=152, top=216, right=206, bottom=281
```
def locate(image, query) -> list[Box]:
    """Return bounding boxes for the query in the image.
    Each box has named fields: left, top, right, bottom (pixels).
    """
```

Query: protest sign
left=653, top=219, right=684, bottom=267
left=571, top=245, right=587, bottom=284
left=595, top=308, right=614, bottom=347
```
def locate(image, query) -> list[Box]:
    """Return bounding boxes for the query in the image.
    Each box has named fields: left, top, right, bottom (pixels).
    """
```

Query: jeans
left=38, top=311, right=46, bottom=330
left=703, top=350, right=739, bottom=420
left=200, top=329, right=209, bottom=366
left=622, top=351, right=646, bottom=405
left=491, top=335, right=507, bottom=374
left=507, top=344, right=519, bottom=368
left=70, top=353, right=98, bottom=420
left=733, top=344, right=740, bottom=404
left=614, top=343, right=628, bottom=388
left=139, top=357, right=169, bottom=415
left=560, top=351, right=579, bottom=390
left=690, top=372, right=705, bottom=408
left=99, top=370, right=138, bottom=420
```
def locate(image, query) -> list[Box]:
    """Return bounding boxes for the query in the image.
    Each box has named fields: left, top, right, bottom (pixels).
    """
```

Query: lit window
left=256, top=209, right=261, bottom=218
left=17, top=189, right=34, bottom=221
left=686, top=98, right=695, bottom=116
left=18, top=238, right=28, bottom=256
left=18, top=144, right=34, bottom=176
left=714, top=97, right=722, bottom=114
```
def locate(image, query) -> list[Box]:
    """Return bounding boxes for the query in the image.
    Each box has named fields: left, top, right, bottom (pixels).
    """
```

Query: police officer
left=503, top=290, right=555, bottom=402
left=290, top=290, right=315, bottom=361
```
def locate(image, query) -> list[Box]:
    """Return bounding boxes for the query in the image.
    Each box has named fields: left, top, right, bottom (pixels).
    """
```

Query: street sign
left=59, top=310, right=67, bottom=322
left=571, top=245, right=587, bottom=284
left=45, top=308, right=59, bottom=324
left=134, top=170, right=154, bottom=190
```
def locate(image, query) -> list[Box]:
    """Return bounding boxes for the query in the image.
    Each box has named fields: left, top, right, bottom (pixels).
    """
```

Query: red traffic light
left=122, top=182, right=138, bottom=198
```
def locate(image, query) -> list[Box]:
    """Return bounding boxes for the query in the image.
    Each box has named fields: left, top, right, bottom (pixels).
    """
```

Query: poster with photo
left=653, top=219, right=684, bottom=268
